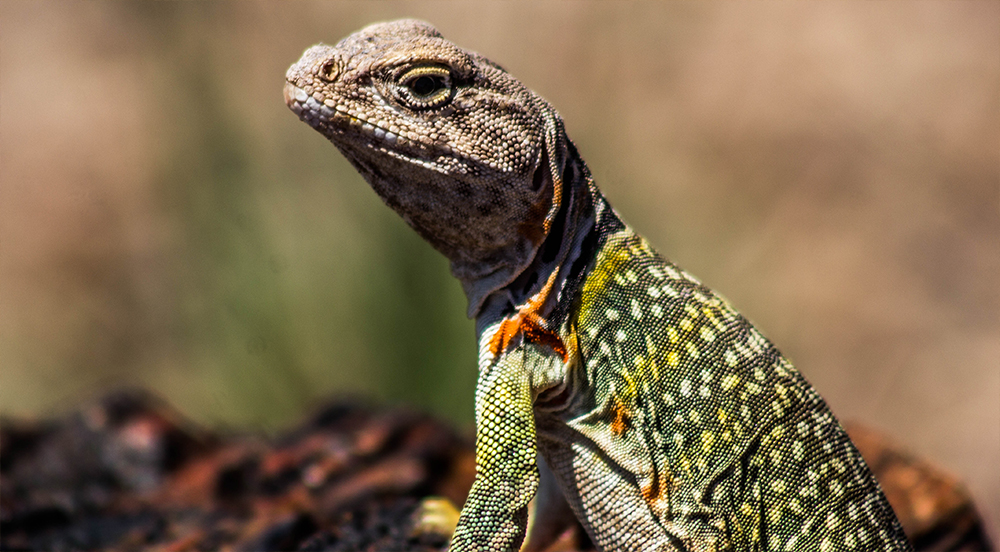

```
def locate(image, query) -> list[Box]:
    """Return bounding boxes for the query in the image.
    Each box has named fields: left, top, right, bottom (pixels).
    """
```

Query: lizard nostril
left=319, top=59, right=339, bottom=82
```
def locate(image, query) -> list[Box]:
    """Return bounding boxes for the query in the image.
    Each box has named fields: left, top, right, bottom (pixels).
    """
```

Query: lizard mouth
left=284, top=82, right=412, bottom=147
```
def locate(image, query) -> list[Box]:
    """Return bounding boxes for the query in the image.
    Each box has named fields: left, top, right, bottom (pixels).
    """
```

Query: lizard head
left=285, top=19, right=575, bottom=318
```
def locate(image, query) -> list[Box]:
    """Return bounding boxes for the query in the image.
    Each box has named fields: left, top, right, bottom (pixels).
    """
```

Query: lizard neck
left=474, top=149, right=621, bottom=343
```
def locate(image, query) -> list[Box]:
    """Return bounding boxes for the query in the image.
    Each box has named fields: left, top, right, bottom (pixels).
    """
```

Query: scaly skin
left=284, top=19, right=912, bottom=552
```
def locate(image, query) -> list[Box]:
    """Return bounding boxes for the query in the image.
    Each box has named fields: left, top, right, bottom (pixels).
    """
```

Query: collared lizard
left=284, top=19, right=912, bottom=552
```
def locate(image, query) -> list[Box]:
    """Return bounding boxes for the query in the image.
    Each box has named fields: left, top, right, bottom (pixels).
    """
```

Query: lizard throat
left=477, top=170, right=599, bottom=359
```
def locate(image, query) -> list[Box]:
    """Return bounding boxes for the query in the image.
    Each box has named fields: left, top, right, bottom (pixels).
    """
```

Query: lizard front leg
left=451, top=349, right=540, bottom=552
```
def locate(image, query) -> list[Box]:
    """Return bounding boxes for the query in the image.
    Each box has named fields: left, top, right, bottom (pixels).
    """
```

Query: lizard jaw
left=284, top=81, right=434, bottom=153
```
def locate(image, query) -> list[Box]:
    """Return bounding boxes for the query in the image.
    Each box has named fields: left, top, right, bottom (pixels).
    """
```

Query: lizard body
left=285, top=20, right=912, bottom=552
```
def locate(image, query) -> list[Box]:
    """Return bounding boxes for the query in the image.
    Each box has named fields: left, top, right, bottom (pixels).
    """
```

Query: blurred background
left=1, top=1, right=997, bottom=540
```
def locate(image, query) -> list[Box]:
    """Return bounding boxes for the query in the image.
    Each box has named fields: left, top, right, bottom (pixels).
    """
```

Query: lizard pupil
left=411, top=75, right=440, bottom=97
left=395, top=66, right=452, bottom=108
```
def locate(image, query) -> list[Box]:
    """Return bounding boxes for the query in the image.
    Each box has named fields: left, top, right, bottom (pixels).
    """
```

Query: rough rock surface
left=0, top=391, right=991, bottom=551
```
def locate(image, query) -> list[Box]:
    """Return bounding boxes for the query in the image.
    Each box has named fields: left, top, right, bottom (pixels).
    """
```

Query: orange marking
left=488, top=269, right=567, bottom=361
left=542, top=170, right=562, bottom=234
left=641, top=469, right=674, bottom=517
left=641, top=475, right=661, bottom=504
left=610, top=397, right=631, bottom=436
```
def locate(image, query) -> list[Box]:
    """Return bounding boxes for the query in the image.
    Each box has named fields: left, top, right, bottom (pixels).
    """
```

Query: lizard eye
left=396, top=65, right=453, bottom=109
left=411, top=75, right=442, bottom=97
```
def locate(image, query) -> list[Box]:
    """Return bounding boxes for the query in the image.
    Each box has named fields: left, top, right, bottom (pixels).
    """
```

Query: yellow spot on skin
left=830, top=480, right=844, bottom=497
left=722, top=374, right=740, bottom=390
left=699, top=327, right=716, bottom=342
left=724, top=350, right=738, bottom=367
left=644, top=335, right=659, bottom=356
left=701, top=431, right=715, bottom=454
left=746, top=383, right=761, bottom=395
left=667, top=351, right=680, bottom=367
left=768, top=504, right=783, bottom=525
left=786, top=499, right=801, bottom=515
left=775, top=360, right=791, bottom=377
left=704, top=308, right=727, bottom=332
left=771, top=400, right=785, bottom=417
left=679, top=319, right=693, bottom=332
left=621, top=368, right=637, bottom=397
left=684, top=342, right=700, bottom=359
left=769, top=448, right=783, bottom=464
left=639, top=340, right=661, bottom=379
left=630, top=298, right=642, bottom=319
left=770, top=425, right=786, bottom=440
left=667, top=327, right=680, bottom=343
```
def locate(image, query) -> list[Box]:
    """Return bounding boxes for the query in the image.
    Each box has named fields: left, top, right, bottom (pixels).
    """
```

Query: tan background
left=2, top=1, right=997, bottom=540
